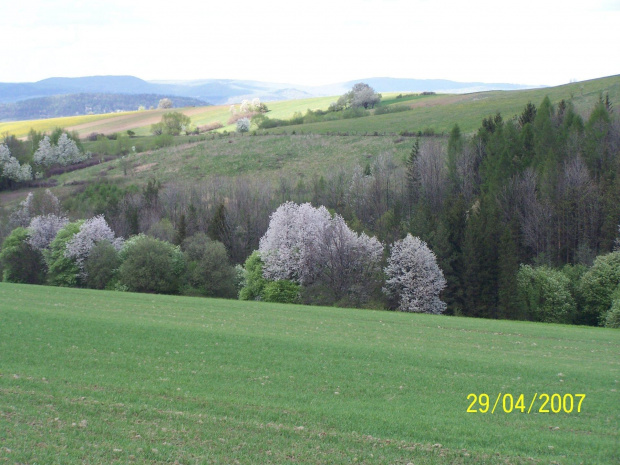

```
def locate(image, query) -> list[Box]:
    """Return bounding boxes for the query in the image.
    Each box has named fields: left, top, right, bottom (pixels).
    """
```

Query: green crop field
left=0, top=97, right=339, bottom=139
left=263, top=75, right=620, bottom=135
left=1, top=283, right=618, bottom=464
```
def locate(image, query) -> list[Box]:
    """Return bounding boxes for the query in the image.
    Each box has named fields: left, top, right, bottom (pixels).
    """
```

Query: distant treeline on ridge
left=0, top=93, right=209, bottom=121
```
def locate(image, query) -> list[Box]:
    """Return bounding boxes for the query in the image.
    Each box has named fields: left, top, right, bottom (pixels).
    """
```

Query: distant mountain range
left=0, top=75, right=539, bottom=121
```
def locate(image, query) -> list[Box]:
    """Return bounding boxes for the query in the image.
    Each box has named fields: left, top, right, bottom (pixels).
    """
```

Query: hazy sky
left=1, top=0, right=618, bottom=86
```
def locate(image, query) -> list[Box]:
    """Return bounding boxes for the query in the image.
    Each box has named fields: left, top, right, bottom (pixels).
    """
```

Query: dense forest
left=1, top=96, right=619, bottom=326
left=0, top=93, right=208, bottom=121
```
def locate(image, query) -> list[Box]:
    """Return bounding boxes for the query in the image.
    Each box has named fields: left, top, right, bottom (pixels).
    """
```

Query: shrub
left=154, top=134, right=174, bottom=148
left=182, top=233, right=237, bottom=298
left=84, top=240, right=120, bottom=290
left=161, top=112, right=191, bottom=136
left=64, top=215, right=123, bottom=279
left=87, top=132, right=104, bottom=142
left=118, top=235, right=185, bottom=294
left=579, top=252, right=620, bottom=325
left=517, top=265, right=576, bottom=323
left=239, top=251, right=267, bottom=300
left=262, top=280, right=300, bottom=304
left=604, top=284, right=620, bottom=328
left=45, top=221, right=84, bottom=287
left=0, top=227, right=46, bottom=284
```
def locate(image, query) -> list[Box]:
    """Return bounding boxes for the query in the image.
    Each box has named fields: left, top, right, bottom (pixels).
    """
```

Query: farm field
left=1, top=75, right=618, bottom=141
left=0, top=283, right=618, bottom=464
left=0, top=96, right=338, bottom=139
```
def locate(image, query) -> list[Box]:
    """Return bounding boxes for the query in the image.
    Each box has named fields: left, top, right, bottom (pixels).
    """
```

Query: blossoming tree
left=383, top=233, right=447, bottom=314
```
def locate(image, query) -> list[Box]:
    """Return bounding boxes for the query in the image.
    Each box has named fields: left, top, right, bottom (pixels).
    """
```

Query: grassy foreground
left=0, top=284, right=618, bottom=464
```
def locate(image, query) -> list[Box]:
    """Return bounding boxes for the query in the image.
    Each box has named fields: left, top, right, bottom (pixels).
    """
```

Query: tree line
left=1, top=96, right=618, bottom=326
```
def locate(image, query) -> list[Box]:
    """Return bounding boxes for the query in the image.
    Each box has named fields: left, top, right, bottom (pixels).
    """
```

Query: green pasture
left=52, top=133, right=412, bottom=189
left=0, top=112, right=134, bottom=139
left=1, top=75, right=618, bottom=140
left=264, top=75, right=620, bottom=135
left=0, top=283, right=618, bottom=464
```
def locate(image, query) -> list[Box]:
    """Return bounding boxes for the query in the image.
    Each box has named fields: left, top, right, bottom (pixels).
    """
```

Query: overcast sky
left=1, top=0, right=618, bottom=86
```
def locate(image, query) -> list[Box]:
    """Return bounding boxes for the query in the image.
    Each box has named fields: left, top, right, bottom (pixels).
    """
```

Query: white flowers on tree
left=239, top=100, right=250, bottom=113
left=34, top=134, right=89, bottom=167
left=64, top=215, right=124, bottom=278
left=236, top=118, right=251, bottom=133
left=57, top=133, right=86, bottom=165
left=28, top=214, right=69, bottom=250
left=383, top=234, right=447, bottom=314
left=259, top=202, right=383, bottom=301
left=317, top=213, right=384, bottom=299
left=0, top=143, right=32, bottom=182
left=260, top=202, right=331, bottom=283
left=9, top=190, right=62, bottom=228
left=33, top=136, right=55, bottom=166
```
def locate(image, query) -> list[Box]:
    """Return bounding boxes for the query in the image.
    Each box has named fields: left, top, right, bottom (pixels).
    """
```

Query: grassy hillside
left=2, top=75, right=617, bottom=140
left=1, top=75, right=618, bottom=209
left=0, top=283, right=617, bottom=464
left=48, top=134, right=410, bottom=191
left=263, top=75, right=620, bottom=135
left=0, top=97, right=338, bottom=139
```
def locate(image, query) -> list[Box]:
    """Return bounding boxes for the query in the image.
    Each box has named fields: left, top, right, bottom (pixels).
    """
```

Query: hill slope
left=1, top=283, right=617, bottom=464
left=0, top=74, right=538, bottom=106
left=0, top=93, right=208, bottom=121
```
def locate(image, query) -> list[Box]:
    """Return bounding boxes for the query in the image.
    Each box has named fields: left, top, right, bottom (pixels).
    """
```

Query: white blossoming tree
left=0, top=143, right=32, bottom=182
left=239, top=99, right=250, bottom=113
left=259, top=202, right=383, bottom=303
left=317, top=213, right=384, bottom=301
left=383, top=234, right=447, bottom=314
left=236, top=117, right=251, bottom=134
left=33, top=136, right=56, bottom=166
left=34, top=134, right=89, bottom=167
left=9, top=189, right=62, bottom=228
left=64, top=215, right=124, bottom=278
left=56, top=133, right=86, bottom=165
left=27, top=214, right=69, bottom=250
left=259, top=202, right=331, bottom=283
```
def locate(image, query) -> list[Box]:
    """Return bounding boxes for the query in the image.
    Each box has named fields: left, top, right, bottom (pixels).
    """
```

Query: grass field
left=2, top=75, right=618, bottom=140
left=0, top=283, right=618, bottom=464
left=263, top=75, right=620, bottom=135
left=1, top=75, right=619, bottom=209
left=0, top=97, right=338, bottom=139
left=50, top=133, right=412, bottom=190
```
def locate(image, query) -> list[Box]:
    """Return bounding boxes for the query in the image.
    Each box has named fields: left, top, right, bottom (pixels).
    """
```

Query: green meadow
left=50, top=133, right=411, bottom=192
left=1, top=283, right=618, bottom=464
left=2, top=75, right=617, bottom=140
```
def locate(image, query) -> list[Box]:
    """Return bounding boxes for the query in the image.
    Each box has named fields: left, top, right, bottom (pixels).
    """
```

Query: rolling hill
left=1, top=283, right=617, bottom=464
left=0, top=93, right=208, bottom=122
left=0, top=74, right=536, bottom=107
left=1, top=75, right=616, bottom=140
